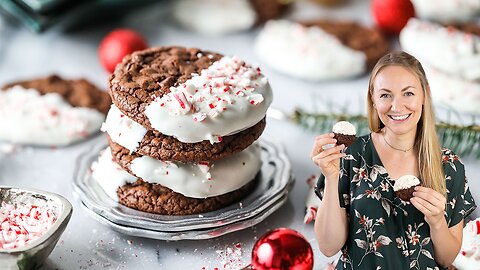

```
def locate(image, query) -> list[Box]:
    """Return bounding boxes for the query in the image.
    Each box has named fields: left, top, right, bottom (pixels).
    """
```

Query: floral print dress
left=315, top=134, right=476, bottom=270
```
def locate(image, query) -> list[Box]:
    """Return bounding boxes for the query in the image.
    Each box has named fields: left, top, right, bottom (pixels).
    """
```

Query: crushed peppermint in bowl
left=0, top=202, right=57, bottom=250
left=0, top=187, right=72, bottom=270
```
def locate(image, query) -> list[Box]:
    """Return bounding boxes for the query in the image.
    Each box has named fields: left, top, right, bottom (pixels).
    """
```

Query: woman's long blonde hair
left=367, top=51, right=446, bottom=197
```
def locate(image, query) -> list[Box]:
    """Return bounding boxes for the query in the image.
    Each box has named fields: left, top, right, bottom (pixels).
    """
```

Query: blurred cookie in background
left=173, top=0, right=292, bottom=36
left=310, top=0, right=348, bottom=7
left=400, top=18, right=480, bottom=115
left=0, top=75, right=111, bottom=146
left=410, top=0, right=480, bottom=24
left=254, top=19, right=389, bottom=81
left=400, top=18, right=480, bottom=82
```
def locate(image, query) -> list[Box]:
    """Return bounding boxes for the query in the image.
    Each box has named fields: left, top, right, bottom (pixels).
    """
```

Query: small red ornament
left=98, top=28, right=148, bottom=73
left=251, top=228, right=313, bottom=270
left=371, top=0, right=415, bottom=35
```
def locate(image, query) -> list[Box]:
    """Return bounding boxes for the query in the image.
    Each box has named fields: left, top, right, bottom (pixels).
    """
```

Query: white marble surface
left=0, top=1, right=478, bottom=269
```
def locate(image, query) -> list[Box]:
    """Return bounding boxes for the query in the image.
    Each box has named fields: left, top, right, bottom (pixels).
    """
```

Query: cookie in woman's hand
left=332, top=121, right=357, bottom=147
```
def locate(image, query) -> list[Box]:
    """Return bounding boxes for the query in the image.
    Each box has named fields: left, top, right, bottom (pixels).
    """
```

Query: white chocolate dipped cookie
left=0, top=75, right=110, bottom=146
left=254, top=20, right=389, bottom=81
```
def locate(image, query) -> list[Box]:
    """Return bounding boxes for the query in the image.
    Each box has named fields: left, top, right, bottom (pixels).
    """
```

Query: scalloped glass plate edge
left=73, top=137, right=294, bottom=231
left=80, top=192, right=290, bottom=240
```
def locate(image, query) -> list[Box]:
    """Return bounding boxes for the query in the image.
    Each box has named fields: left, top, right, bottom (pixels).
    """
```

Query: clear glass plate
left=72, top=137, right=294, bottom=236
left=79, top=192, right=290, bottom=240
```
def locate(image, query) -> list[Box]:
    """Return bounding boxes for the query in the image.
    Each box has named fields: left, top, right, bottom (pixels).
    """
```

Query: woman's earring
left=373, top=103, right=376, bottom=109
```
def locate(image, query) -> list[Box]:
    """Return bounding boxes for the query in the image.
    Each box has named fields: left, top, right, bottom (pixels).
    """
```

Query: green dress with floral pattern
left=315, top=134, right=476, bottom=270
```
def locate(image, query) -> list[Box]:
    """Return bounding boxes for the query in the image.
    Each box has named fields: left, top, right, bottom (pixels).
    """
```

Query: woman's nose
left=391, top=97, right=403, bottom=112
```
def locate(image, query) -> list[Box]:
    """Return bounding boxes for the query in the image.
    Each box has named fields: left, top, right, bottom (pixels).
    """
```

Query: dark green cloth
left=316, top=134, right=476, bottom=270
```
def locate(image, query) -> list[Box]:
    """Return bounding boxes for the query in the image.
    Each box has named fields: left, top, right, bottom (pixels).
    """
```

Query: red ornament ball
left=252, top=228, right=313, bottom=270
left=98, top=29, right=148, bottom=73
left=371, top=0, right=415, bottom=35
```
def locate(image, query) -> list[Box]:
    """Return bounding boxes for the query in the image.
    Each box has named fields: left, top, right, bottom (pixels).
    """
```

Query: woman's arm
left=314, top=175, right=349, bottom=257
left=311, top=133, right=349, bottom=257
left=411, top=186, right=463, bottom=267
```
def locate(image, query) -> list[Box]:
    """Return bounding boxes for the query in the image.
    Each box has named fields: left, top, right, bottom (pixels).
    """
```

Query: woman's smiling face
left=372, top=65, right=425, bottom=137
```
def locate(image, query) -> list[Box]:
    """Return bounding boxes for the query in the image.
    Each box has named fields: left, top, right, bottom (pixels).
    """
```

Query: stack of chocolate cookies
left=92, top=46, right=273, bottom=215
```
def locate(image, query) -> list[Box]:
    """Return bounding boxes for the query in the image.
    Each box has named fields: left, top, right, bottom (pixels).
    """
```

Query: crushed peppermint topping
left=151, top=56, right=268, bottom=120
left=0, top=202, right=57, bottom=250
left=0, top=86, right=104, bottom=146
left=197, top=161, right=212, bottom=180
left=213, top=243, right=245, bottom=270
left=207, top=135, right=223, bottom=144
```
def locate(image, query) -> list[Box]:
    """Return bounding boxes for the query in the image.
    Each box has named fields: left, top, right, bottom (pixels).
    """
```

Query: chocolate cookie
left=109, top=47, right=223, bottom=129
left=332, top=121, right=357, bottom=147
left=250, top=0, right=292, bottom=24
left=0, top=75, right=111, bottom=146
left=108, top=121, right=264, bottom=166
left=3, top=75, right=111, bottom=114
left=302, top=20, right=390, bottom=68
left=393, top=175, right=421, bottom=201
left=117, top=177, right=258, bottom=215
left=107, top=139, right=262, bottom=215
left=109, top=117, right=266, bottom=162
left=108, top=46, right=272, bottom=160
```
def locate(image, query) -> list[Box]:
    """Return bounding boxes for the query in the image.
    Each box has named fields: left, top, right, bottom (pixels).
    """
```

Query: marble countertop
left=0, top=1, right=478, bottom=269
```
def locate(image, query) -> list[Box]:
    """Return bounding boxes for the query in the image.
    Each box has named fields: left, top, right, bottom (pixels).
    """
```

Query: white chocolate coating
left=92, top=144, right=262, bottom=199
left=101, top=104, right=148, bottom=153
left=393, top=175, right=420, bottom=191
left=254, top=20, right=366, bottom=81
left=410, top=0, right=480, bottom=23
left=332, top=121, right=356, bottom=136
left=91, top=148, right=136, bottom=201
left=0, top=86, right=104, bottom=146
left=173, top=0, right=256, bottom=35
left=400, top=18, right=480, bottom=82
left=145, top=56, right=272, bottom=143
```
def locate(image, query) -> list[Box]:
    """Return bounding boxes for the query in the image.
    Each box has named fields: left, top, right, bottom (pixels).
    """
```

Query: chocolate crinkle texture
left=249, top=0, right=292, bottom=24
left=109, top=46, right=223, bottom=129
left=107, top=117, right=266, bottom=163
left=2, top=75, right=111, bottom=114
left=333, top=133, right=356, bottom=147
left=302, top=20, right=390, bottom=69
left=117, top=177, right=259, bottom=215
left=395, top=186, right=418, bottom=201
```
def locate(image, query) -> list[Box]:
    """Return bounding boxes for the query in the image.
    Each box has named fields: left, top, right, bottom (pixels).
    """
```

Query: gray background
left=0, top=0, right=478, bottom=269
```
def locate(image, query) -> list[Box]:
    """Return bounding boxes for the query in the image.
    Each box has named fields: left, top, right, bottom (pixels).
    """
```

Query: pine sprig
left=289, top=109, right=480, bottom=158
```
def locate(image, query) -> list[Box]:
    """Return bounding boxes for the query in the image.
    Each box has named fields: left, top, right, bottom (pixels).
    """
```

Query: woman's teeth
left=389, top=114, right=410, bottom=120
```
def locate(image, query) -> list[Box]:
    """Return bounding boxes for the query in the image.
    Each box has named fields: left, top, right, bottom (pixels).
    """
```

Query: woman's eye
left=380, top=94, right=390, bottom=98
left=405, top=92, right=414, bottom=96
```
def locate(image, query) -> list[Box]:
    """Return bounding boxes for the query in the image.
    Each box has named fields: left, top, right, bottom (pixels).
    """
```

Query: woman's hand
left=410, top=186, right=447, bottom=229
left=310, top=133, right=346, bottom=181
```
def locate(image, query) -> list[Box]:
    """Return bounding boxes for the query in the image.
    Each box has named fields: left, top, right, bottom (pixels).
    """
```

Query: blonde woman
left=311, top=51, right=476, bottom=269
